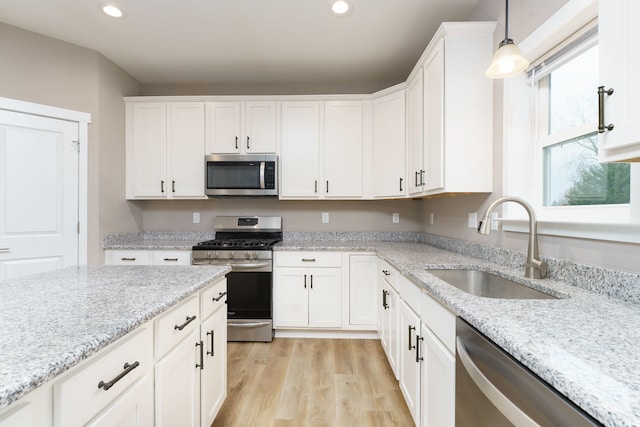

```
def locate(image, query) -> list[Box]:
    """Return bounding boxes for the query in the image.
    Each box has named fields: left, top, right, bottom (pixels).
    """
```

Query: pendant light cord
left=504, top=0, right=509, bottom=41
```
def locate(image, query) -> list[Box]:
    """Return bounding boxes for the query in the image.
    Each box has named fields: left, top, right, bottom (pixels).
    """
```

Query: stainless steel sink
left=426, top=269, right=557, bottom=299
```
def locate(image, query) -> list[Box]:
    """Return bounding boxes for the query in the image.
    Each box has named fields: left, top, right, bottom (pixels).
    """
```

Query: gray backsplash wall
left=137, top=198, right=425, bottom=232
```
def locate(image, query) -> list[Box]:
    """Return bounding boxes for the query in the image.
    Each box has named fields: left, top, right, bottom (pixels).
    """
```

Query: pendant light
left=485, top=0, right=529, bottom=79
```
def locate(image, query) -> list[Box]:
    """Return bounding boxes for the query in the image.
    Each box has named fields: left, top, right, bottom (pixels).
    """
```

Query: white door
left=0, top=110, right=79, bottom=280
left=308, top=268, right=342, bottom=328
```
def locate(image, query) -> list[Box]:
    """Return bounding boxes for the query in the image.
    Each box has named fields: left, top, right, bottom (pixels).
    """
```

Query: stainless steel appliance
left=192, top=216, right=282, bottom=342
left=456, top=318, right=602, bottom=426
left=205, top=154, right=277, bottom=197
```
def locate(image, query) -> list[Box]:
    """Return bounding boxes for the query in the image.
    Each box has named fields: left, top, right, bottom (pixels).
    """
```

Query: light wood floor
left=212, top=338, right=414, bottom=427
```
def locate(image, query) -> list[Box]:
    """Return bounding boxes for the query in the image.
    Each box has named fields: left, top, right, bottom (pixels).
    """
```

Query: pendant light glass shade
left=486, top=0, right=529, bottom=79
left=485, top=39, right=529, bottom=78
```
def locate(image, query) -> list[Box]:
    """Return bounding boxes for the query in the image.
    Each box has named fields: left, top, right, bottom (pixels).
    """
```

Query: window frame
left=501, top=0, right=640, bottom=243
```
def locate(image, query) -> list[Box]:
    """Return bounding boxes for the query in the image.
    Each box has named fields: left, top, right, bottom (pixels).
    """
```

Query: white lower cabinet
left=54, top=326, right=154, bottom=427
left=0, top=384, right=52, bottom=427
left=105, top=250, right=191, bottom=266
left=155, top=280, right=228, bottom=427
left=348, top=254, right=378, bottom=327
left=377, top=257, right=457, bottom=427
left=399, top=299, right=421, bottom=425
left=420, top=325, right=455, bottom=427
left=378, top=259, right=400, bottom=379
left=87, top=375, right=154, bottom=427
left=274, top=252, right=342, bottom=329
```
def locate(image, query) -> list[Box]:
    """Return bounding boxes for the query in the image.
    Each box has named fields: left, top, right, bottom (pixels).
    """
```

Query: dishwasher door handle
left=456, top=337, right=541, bottom=427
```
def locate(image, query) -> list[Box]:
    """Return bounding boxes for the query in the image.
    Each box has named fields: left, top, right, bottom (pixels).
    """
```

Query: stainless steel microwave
left=205, top=154, right=277, bottom=197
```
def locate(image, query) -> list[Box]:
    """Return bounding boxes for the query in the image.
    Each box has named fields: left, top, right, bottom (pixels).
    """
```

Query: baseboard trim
left=274, top=329, right=380, bottom=339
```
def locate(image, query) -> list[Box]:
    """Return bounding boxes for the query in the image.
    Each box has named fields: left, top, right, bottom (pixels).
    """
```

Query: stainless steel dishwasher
left=455, top=318, right=602, bottom=427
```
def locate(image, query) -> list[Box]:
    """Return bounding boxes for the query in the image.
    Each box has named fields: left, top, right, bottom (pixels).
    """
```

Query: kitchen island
left=0, top=264, right=230, bottom=415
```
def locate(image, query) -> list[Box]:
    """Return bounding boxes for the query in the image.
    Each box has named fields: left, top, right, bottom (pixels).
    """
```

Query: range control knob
left=251, top=252, right=259, bottom=260
left=229, top=252, right=235, bottom=260
left=244, top=252, right=251, bottom=260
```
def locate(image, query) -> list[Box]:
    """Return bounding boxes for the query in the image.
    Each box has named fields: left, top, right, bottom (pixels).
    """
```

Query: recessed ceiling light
left=101, top=4, right=124, bottom=18
left=330, top=0, right=351, bottom=16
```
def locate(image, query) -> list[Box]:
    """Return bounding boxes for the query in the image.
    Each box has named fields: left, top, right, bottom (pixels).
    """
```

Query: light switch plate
left=392, top=213, right=399, bottom=223
left=193, top=212, right=200, bottom=224
left=322, top=212, right=329, bottom=223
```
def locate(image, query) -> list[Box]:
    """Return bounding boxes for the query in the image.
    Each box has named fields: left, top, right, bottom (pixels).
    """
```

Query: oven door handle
left=228, top=321, right=272, bottom=328
left=196, top=260, right=271, bottom=269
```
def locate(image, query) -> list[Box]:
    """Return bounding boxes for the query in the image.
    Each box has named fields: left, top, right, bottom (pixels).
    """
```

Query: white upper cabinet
left=280, top=100, right=365, bottom=199
left=323, top=100, right=364, bottom=198
left=126, top=102, right=205, bottom=199
left=598, top=0, right=640, bottom=162
left=280, top=101, right=321, bottom=198
left=407, top=22, right=494, bottom=197
left=373, top=89, right=407, bottom=198
left=407, top=69, right=424, bottom=197
left=205, top=101, right=276, bottom=154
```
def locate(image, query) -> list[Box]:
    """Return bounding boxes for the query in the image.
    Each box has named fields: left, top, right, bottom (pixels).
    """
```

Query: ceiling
left=0, top=0, right=480, bottom=89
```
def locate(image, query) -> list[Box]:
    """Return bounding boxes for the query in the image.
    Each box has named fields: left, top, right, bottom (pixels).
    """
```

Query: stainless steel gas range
left=192, top=216, right=282, bottom=342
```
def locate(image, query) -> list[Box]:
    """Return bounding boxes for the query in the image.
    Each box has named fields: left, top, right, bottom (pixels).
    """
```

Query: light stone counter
left=0, top=265, right=229, bottom=409
left=275, top=239, right=640, bottom=427
left=104, top=231, right=640, bottom=427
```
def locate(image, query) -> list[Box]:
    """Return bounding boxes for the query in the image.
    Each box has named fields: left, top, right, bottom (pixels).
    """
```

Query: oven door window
left=207, top=162, right=261, bottom=189
left=226, top=271, right=271, bottom=319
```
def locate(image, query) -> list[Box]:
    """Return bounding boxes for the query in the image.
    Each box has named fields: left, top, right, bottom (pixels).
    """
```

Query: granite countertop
left=274, top=240, right=640, bottom=427
left=104, top=232, right=640, bottom=427
left=0, top=264, right=230, bottom=409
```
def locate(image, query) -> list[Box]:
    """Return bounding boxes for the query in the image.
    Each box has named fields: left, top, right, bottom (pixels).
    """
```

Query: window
left=535, top=43, right=631, bottom=209
left=503, top=1, right=640, bottom=243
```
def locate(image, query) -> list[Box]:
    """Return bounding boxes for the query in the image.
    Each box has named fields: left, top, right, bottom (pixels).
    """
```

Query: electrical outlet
left=322, top=212, right=329, bottom=223
left=392, top=213, right=399, bottom=223
left=193, top=212, right=200, bottom=224
left=491, top=212, right=499, bottom=231
left=429, top=213, right=434, bottom=225
left=468, top=212, right=478, bottom=229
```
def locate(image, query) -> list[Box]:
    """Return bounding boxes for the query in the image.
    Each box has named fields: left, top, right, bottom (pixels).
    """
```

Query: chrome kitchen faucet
left=477, top=196, right=548, bottom=279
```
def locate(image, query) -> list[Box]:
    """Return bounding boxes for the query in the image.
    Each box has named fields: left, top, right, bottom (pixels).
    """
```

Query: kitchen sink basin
left=426, top=269, right=557, bottom=299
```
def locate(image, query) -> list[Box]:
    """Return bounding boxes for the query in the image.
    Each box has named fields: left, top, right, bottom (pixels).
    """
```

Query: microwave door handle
left=260, top=161, right=266, bottom=189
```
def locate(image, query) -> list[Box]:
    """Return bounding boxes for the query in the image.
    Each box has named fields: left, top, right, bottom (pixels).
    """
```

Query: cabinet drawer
left=201, top=278, right=227, bottom=320
left=106, top=250, right=150, bottom=265
left=152, top=251, right=191, bottom=266
left=53, top=326, right=152, bottom=427
left=377, top=257, right=401, bottom=291
left=155, top=295, right=200, bottom=359
left=275, top=251, right=342, bottom=267
left=398, top=275, right=421, bottom=313
left=420, top=291, right=456, bottom=354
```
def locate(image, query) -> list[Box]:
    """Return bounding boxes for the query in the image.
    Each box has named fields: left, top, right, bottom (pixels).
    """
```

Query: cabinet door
left=155, top=329, right=200, bottom=427
left=598, top=0, right=640, bottom=161
left=399, top=300, right=421, bottom=425
left=244, top=101, right=276, bottom=153
left=423, top=41, right=444, bottom=192
left=280, top=102, right=321, bottom=198
left=308, top=268, right=342, bottom=328
left=407, top=69, right=424, bottom=196
left=87, top=375, right=154, bottom=427
left=373, top=90, right=406, bottom=198
left=205, top=102, right=241, bottom=154
left=127, top=103, right=167, bottom=198
left=349, top=254, right=378, bottom=326
left=167, top=103, right=205, bottom=198
left=421, top=325, right=455, bottom=427
left=386, top=285, right=400, bottom=379
left=200, top=308, right=227, bottom=427
left=323, top=101, right=363, bottom=198
left=274, top=267, right=310, bottom=327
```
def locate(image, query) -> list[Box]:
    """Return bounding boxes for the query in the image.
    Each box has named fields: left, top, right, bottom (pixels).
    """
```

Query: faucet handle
left=524, top=259, right=548, bottom=279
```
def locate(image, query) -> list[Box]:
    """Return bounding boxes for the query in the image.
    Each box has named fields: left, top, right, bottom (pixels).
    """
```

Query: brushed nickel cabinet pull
left=174, top=315, right=197, bottom=331
left=120, top=257, right=136, bottom=261
left=0, top=248, right=10, bottom=253
left=597, top=86, right=615, bottom=133
left=98, top=361, right=140, bottom=391
left=207, top=330, right=215, bottom=356
left=196, top=341, right=204, bottom=370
